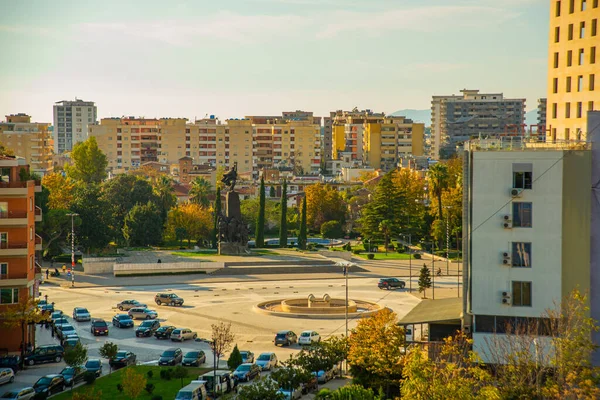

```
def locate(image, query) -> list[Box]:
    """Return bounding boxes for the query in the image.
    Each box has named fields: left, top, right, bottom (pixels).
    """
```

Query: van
left=175, top=380, right=208, bottom=400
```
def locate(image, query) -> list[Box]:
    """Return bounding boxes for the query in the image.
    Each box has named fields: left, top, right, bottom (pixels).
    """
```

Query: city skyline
left=1, top=0, right=548, bottom=122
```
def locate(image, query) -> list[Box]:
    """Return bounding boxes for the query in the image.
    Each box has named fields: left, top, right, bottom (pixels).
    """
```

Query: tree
left=189, top=177, right=212, bottom=207
left=72, top=389, right=102, bottom=400
left=315, top=385, right=380, bottom=400
left=378, top=220, right=392, bottom=255
left=210, top=322, right=235, bottom=373
left=279, top=179, right=288, bottom=247
left=294, top=344, right=333, bottom=392
left=42, top=172, right=75, bottom=210
left=37, top=209, right=80, bottom=256
left=122, top=202, right=163, bottom=246
left=298, top=196, right=307, bottom=250
left=348, top=308, right=405, bottom=397
left=305, top=183, right=346, bottom=232
left=0, top=298, right=45, bottom=368
left=98, top=342, right=118, bottom=373
left=166, top=203, right=213, bottom=247
left=321, top=335, right=349, bottom=377
left=418, top=264, right=432, bottom=298
left=153, top=175, right=176, bottom=225
left=212, top=186, right=221, bottom=249
left=428, top=162, right=449, bottom=221
left=172, top=366, right=188, bottom=388
left=241, top=198, right=280, bottom=235
left=236, top=376, right=285, bottom=400
left=320, top=221, right=343, bottom=240
left=271, top=355, right=312, bottom=394
left=121, top=367, right=146, bottom=399
left=269, top=186, right=276, bottom=198
left=256, top=177, right=266, bottom=248
left=227, top=344, right=243, bottom=371
left=65, top=137, right=108, bottom=183
left=71, top=184, right=112, bottom=253
left=64, top=342, right=88, bottom=369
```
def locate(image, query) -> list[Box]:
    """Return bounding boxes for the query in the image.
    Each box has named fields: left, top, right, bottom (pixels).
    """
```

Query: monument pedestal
left=218, top=190, right=248, bottom=255
left=219, top=242, right=249, bottom=256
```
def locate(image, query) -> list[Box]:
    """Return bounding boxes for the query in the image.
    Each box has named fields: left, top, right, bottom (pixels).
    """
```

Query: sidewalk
left=305, top=377, right=351, bottom=399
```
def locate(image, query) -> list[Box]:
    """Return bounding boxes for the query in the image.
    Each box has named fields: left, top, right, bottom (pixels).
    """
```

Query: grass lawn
left=171, top=249, right=279, bottom=257
left=52, top=366, right=210, bottom=400
left=354, top=252, right=413, bottom=260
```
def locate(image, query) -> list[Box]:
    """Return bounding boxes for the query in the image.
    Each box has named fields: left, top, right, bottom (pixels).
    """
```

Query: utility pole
left=432, top=242, right=435, bottom=300
left=66, top=213, right=79, bottom=269
left=408, top=233, right=412, bottom=292
left=446, top=210, right=450, bottom=275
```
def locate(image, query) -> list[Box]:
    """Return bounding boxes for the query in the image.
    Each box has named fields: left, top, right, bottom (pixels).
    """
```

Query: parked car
left=61, top=334, right=80, bottom=348
left=32, top=374, right=66, bottom=397
left=316, top=367, right=337, bottom=383
left=159, top=348, right=183, bottom=366
left=0, top=386, right=35, bottom=399
left=128, top=307, right=158, bottom=320
left=39, top=303, right=54, bottom=313
left=52, top=317, right=68, bottom=332
left=116, top=300, right=147, bottom=311
left=255, top=352, right=278, bottom=371
left=136, top=320, right=160, bottom=337
left=0, top=356, right=20, bottom=374
left=232, top=363, right=261, bottom=382
left=50, top=311, right=63, bottom=322
left=175, top=381, right=208, bottom=400
left=182, top=351, right=206, bottom=367
left=90, top=319, right=109, bottom=336
left=0, top=369, right=14, bottom=385
left=84, top=359, right=103, bottom=377
left=277, top=386, right=302, bottom=400
left=170, top=328, right=197, bottom=342
left=214, top=371, right=236, bottom=393
left=198, top=372, right=230, bottom=395
left=112, top=314, right=134, bottom=328
left=274, top=330, right=297, bottom=346
left=239, top=351, right=254, bottom=363
left=109, top=351, right=137, bottom=369
left=378, top=277, right=406, bottom=290
left=59, top=366, right=87, bottom=386
left=23, top=345, right=64, bottom=366
left=155, top=293, right=184, bottom=306
left=56, top=324, right=76, bottom=341
left=154, top=325, right=176, bottom=339
left=301, top=375, right=318, bottom=394
left=298, top=330, right=321, bottom=346
left=72, top=307, right=91, bottom=322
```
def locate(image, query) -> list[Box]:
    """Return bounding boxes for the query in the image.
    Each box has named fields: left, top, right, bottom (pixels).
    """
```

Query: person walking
left=45, top=269, right=49, bottom=279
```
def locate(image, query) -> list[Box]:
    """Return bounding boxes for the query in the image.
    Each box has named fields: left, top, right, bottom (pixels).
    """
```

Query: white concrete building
left=53, top=98, right=97, bottom=153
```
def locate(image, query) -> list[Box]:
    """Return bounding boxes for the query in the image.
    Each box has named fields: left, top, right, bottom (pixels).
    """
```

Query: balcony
left=0, top=210, right=28, bottom=226
left=35, top=206, right=42, bottom=222
left=0, top=241, right=28, bottom=256
left=0, top=270, right=28, bottom=287
left=35, top=262, right=42, bottom=280
left=35, top=235, right=42, bottom=251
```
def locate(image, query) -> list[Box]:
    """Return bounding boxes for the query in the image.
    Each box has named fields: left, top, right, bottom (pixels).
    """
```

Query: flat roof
left=398, top=297, right=463, bottom=325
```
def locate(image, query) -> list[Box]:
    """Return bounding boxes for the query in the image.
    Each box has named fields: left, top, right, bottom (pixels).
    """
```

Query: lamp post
left=66, top=213, right=79, bottom=269
left=337, top=261, right=355, bottom=375
left=403, top=233, right=412, bottom=292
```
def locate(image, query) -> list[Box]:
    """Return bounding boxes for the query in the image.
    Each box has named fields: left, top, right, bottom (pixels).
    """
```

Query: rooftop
left=465, top=137, right=590, bottom=152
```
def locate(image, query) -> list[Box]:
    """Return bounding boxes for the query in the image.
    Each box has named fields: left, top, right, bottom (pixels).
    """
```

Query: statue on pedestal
left=217, top=162, right=249, bottom=255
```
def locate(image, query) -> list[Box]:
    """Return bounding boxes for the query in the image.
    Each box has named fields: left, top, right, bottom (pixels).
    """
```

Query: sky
left=0, top=0, right=549, bottom=123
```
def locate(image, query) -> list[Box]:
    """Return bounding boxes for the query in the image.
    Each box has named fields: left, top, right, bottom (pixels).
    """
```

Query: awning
left=398, top=297, right=463, bottom=325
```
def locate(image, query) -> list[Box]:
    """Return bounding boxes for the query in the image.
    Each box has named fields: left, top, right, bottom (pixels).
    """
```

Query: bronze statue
left=221, top=162, right=238, bottom=191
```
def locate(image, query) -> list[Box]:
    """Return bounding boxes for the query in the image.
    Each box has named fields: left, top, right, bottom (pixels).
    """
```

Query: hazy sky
left=0, top=0, right=549, bottom=123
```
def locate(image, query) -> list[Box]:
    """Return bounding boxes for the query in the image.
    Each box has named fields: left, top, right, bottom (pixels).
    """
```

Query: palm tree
left=427, top=163, right=449, bottom=220
left=153, top=175, right=176, bottom=223
left=189, top=177, right=212, bottom=207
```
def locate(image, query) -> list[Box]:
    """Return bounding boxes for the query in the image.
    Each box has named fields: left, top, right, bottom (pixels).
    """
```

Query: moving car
left=109, top=351, right=137, bottom=369
left=90, top=319, right=109, bottom=336
left=274, top=330, right=297, bottom=346
left=84, top=359, right=103, bottom=377
left=0, top=369, right=14, bottom=385
left=128, top=307, right=158, bottom=320
left=72, top=307, right=91, bottom=322
left=56, top=324, right=76, bottom=341
left=154, top=325, right=176, bottom=339
left=136, top=320, right=160, bottom=337
left=378, top=278, right=406, bottom=290
left=155, top=293, right=184, bottom=306
left=240, top=351, right=254, bottom=363
left=116, top=300, right=147, bottom=311
left=182, top=351, right=206, bottom=367
left=0, top=386, right=35, bottom=399
left=159, top=348, right=183, bottom=366
left=255, top=352, right=278, bottom=371
left=232, top=363, right=261, bottom=382
left=170, top=328, right=197, bottom=342
left=112, top=314, right=134, bottom=328
left=59, top=366, right=87, bottom=386
left=33, top=375, right=66, bottom=397
left=298, top=330, right=321, bottom=346
left=23, top=345, right=64, bottom=366
left=277, top=386, right=302, bottom=400
left=0, top=356, right=20, bottom=374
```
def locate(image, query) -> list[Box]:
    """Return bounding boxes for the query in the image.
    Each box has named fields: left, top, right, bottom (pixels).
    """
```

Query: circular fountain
left=255, top=293, right=384, bottom=319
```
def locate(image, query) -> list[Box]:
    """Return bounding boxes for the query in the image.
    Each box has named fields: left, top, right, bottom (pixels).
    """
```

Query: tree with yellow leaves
left=42, top=172, right=75, bottom=210
left=0, top=297, right=46, bottom=368
left=121, top=367, right=146, bottom=399
left=166, top=202, right=213, bottom=247
left=305, top=183, right=346, bottom=232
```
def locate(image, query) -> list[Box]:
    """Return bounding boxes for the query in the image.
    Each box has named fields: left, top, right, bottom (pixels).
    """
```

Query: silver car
left=0, top=368, right=15, bottom=385
left=116, top=300, right=147, bottom=311
left=72, top=307, right=91, bottom=322
left=170, top=328, right=197, bottom=342
left=128, top=307, right=158, bottom=320
left=0, top=386, right=36, bottom=399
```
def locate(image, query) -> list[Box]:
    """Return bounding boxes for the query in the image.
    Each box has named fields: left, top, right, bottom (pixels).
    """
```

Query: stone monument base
left=218, top=242, right=249, bottom=256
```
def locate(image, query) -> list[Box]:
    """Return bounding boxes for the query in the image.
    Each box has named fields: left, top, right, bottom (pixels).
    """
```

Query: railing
left=0, top=211, right=27, bottom=218
left=35, top=207, right=42, bottom=217
left=465, top=137, right=591, bottom=152
left=0, top=272, right=27, bottom=280
left=0, top=242, right=27, bottom=249
left=0, top=182, right=29, bottom=189
left=35, top=235, right=42, bottom=245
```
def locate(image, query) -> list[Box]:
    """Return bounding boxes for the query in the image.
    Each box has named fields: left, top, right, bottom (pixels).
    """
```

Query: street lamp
left=66, top=213, right=79, bottom=269
left=403, top=233, right=412, bottom=292
left=336, top=261, right=356, bottom=375
left=199, top=338, right=218, bottom=398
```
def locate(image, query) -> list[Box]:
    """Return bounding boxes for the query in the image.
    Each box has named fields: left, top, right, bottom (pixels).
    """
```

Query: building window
left=0, top=263, right=7, bottom=279
left=0, top=288, right=19, bottom=304
left=512, top=281, right=532, bottom=307
left=567, top=50, right=573, bottom=66
left=553, top=78, right=559, bottom=93
left=590, top=74, right=596, bottom=90
left=552, top=103, right=558, bottom=118
left=570, top=0, right=575, bottom=12
left=590, top=101, right=595, bottom=111
left=555, top=26, right=560, bottom=42
left=579, top=49, right=585, bottom=64
left=554, top=52, right=559, bottom=68
left=513, top=202, right=532, bottom=227
left=556, top=0, right=562, bottom=15
left=578, top=75, right=584, bottom=91
left=581, top=22, right=586, bottom=38
left=512, top=242, right=532, bottom=267
left=577, top=102, right=583, bottom=118
left=566, top=128, right=571, bottom=139
left=566, top=102, right=571, bottom=118
left=593, top=19, right=597, bottom=36
left=595, top=0, right=599, bottom=8
left=591, top=47, right=597, bottom=63
left=582, top=0, right=587, bottom=9
left=569, top=23, right=574, bottom=39
left=567, top=76, right=572, bottom=92
left=513, top=164, right=533, bottom=189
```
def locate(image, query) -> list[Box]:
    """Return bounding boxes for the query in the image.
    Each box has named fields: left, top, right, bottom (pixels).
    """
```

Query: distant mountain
left=390, top=109, right=431, bottom=126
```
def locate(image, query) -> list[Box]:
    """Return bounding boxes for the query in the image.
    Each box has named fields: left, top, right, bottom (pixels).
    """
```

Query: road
left=1, top=276, right=460, bottom=395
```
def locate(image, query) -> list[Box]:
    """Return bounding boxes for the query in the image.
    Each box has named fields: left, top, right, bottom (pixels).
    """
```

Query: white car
left=255, top=352, right=278, bottom=370
left=298, top=330, right=321, bottom=346
left=0, top=368, right=15, bottom=385
left=170, top=328, right=197, bottom=342
left=72, top=307, right=91, bottom=322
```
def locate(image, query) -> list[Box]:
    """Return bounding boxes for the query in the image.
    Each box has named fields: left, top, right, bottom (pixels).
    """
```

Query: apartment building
left=462, top=136, right=593, bottom=363
left=331, top=109, right=386, bottom=162
left=363, top=116, right=425, bottom=171
left=53, top=99, right=97, bottom=154
left=323, top=113, right=334, bottom=162
left=0, top=156, right=43, bottom=353
left=0, top=114, right=53, bottom=176
left=431, top=90, right=526, bottom=159
left=547, top=0, right=599, bottom=140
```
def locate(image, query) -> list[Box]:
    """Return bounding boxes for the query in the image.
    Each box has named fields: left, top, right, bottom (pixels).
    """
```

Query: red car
left=90, top=319, right=109, bottom=336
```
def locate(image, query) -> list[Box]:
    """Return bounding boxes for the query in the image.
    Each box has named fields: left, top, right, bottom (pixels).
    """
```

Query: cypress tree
left=212, top=186, right=221, bottom=248
left=279, top=179, right=288, bottom=248
left=298, top=195, right=307, bottom=250
left=256, top=177, right=265, bottom=248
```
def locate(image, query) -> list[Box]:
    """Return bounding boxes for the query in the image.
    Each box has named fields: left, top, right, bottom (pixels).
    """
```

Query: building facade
left=53, top=99, right=97, bottom=154
left=431, top=90, right=526, bottom=159
left=547, top=0, right=599, bottom=140
left=0, top=114, right=53, bottom=176
left=0, top=156, right=43, bottom=353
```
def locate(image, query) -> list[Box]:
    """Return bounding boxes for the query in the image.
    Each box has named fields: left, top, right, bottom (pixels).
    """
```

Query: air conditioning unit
left=503, top=221, right=512, bottom=229
left=502, top=253, right=511, bottom=265
left=510, top=188, right=523, bottom=197
left=502, top=291, right=512, bottom=305
left=503, top=215, right=511, bottom=221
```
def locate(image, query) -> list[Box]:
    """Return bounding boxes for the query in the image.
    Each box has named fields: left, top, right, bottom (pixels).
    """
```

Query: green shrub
left=147, top=370, right=154, bottom=379
left=145, top=383, right=155, bottom=394
left=83, top=371, right=96, bottom=385
left=160, top=369, right=172, bottom=380
left=352, top=249, right=362, bottom=255
left=367, top=253, right=375, bottom=260
left=413, top=253, right=422, bottom=259
left=116, top=384, right=123, bottom=393
left=151, top=397, right=163, bottom=400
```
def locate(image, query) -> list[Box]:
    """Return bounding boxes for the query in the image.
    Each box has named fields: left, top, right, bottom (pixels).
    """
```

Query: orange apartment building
left=0, top=156, right=43, bottom=353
